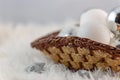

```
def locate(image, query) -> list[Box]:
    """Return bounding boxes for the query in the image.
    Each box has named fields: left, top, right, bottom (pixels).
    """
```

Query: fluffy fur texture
left=0, top=22, right=120, bottom=80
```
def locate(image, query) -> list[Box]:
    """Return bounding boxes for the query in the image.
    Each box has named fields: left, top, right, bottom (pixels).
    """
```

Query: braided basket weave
left=31, top=31, right=120, bottom=72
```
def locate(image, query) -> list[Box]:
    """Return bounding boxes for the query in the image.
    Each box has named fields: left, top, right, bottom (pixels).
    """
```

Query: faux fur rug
left=0, top=22, right=120, bottom=80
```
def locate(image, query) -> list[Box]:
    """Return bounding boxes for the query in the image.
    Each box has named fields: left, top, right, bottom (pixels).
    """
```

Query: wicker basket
left=31, top=31, right=120, bottom=72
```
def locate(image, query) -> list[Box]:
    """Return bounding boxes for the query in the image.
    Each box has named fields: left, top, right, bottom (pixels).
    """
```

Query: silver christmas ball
left=108, top=7, right=120, bottom=32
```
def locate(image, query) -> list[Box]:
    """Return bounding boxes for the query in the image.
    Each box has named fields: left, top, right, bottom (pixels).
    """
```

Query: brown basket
left=31, top=31, right=120, bottom=72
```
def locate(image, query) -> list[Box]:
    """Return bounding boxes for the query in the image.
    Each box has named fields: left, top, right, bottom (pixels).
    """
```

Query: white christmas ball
left=77, top=9, right=111, bottom=44
left=78, top=24, right=111, bottom=44
left=80, top=9, right=108, bottom=26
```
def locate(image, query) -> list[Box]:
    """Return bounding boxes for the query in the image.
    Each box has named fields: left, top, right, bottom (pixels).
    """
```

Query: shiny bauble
left=108, top=7, right=120, bottom=32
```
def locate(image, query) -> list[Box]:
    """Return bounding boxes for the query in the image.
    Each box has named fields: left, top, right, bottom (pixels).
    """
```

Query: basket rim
left=31, top=31, right=120, bottom=58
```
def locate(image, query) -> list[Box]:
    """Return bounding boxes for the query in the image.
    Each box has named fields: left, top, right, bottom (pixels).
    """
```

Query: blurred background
left=0, top=0, right=120, bottom=24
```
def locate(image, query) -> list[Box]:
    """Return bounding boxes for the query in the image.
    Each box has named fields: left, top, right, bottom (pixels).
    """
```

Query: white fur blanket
left=0, top=22, right=119, bottom=80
